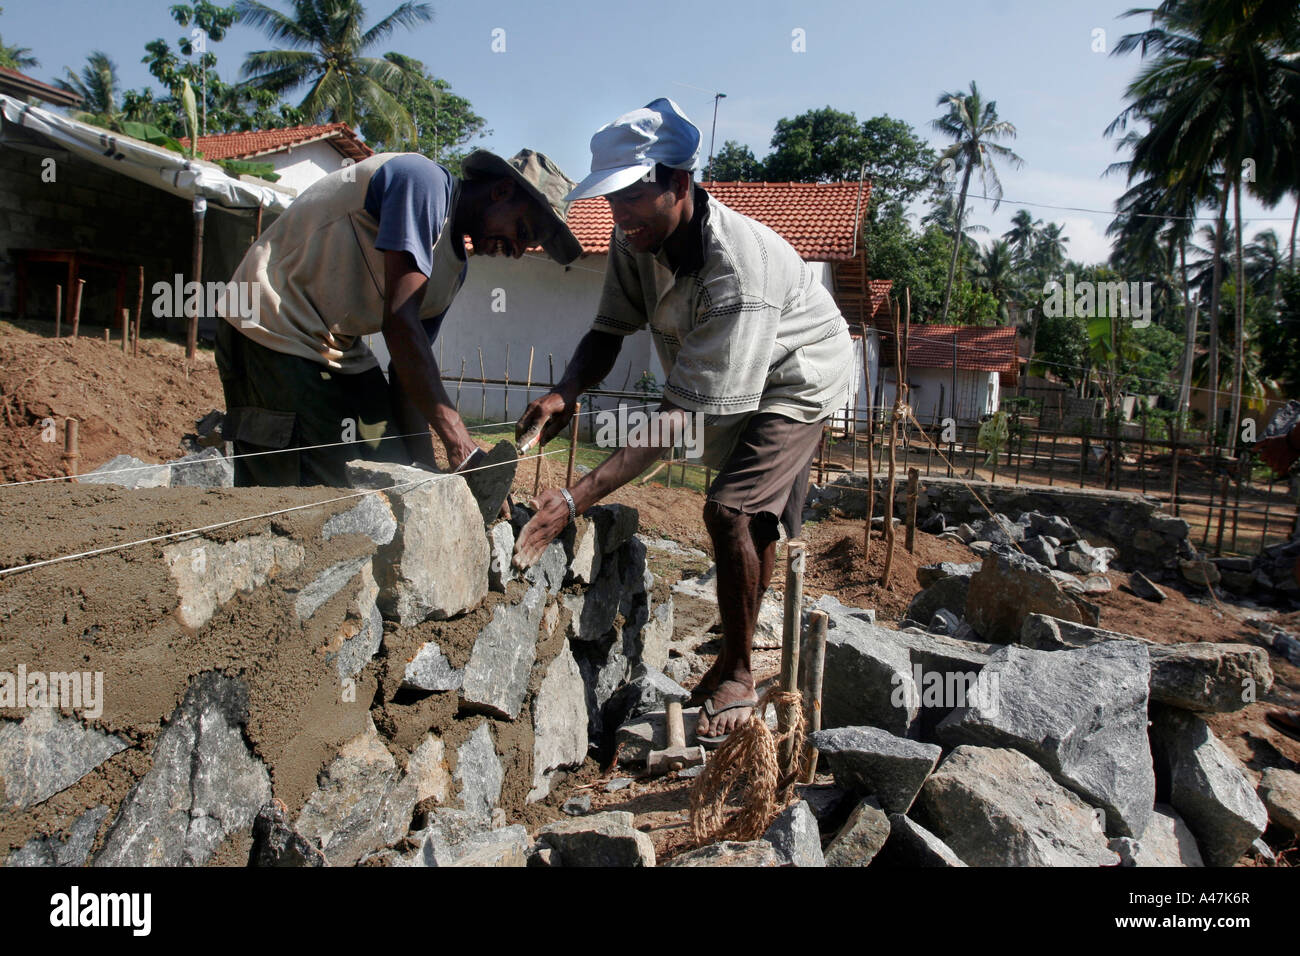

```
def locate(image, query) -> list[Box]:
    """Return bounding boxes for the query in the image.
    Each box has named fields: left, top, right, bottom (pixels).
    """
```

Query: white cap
left=564, top=97, right=701, bottom=202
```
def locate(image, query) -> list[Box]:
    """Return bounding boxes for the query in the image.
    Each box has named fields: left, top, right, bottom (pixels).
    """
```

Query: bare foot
left=696, top=677, right=757, bottom=741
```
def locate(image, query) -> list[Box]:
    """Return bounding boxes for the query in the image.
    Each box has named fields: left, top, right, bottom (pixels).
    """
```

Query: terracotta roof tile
left=0, top=66, right=82, bottom=106
left=181, top=123, right=373, bottom=162
left=566, top=180, right=869, bottom=261
left=896, top=324, right=1019, bottom=374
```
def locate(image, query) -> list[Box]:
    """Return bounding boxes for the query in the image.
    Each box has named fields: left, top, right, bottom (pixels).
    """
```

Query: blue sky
left=3, top=0, right=1290, bottom=264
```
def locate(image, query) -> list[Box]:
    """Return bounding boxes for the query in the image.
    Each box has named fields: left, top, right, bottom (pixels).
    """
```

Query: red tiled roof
left=181, top=123, right=373, bottom=162
left=0, top=66, right=82, bottom=107
left=899, top=324, right=1019, bottom=375
left=566, top=180, right=870, bottom=261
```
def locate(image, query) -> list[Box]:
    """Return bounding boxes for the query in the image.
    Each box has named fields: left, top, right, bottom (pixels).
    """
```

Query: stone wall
left=0, top=465, right=661, bottom=866
left=807, top=475, right=1194, bottom=575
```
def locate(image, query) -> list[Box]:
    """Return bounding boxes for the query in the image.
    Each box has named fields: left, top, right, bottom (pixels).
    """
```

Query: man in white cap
left=216, top=149, right=581, bottom=486
left=513, top=98, right=853, bottom=745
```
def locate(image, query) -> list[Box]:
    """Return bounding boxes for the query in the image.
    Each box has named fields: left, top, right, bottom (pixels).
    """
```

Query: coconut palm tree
left=1110, top=0, right=1300, bottom=452
left=235, top=0, right=434, bottom=144
left=930, top=81, right=1024, bottom=323
left=921, top=196, right=987, bottom=258
left=1003, top=209, right=1040, bottom=265
left=55, top=52, right=126, bottom=130
left=967, top=239, right=1019, bottom=323
left=0, top=35, right=37, bottom=70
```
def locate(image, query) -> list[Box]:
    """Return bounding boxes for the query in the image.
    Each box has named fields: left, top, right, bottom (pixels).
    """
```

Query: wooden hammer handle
left=666, top=700, right=685, bottom=750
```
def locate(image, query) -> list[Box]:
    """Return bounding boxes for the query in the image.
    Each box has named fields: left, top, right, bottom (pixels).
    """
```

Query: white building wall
left=876, top=367, right=999, bottom=426
left=267, top=141, right=347, bottom=194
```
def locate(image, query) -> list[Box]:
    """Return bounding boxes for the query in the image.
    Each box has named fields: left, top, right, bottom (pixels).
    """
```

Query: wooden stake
left=455, top=358, right=466, bottom=413
left=478, top=348, right=486, bottom=423
left=905, top=467, right=919, bottom=553
left=799, top=608, right=829, bottom=785
left=860, top=320, right=876, bottom=563
left=1215, top=473, right=1230, bottom=555
left=63, top=418, right=79, bottom=478
left=525, top=346, right=534, bottom=408
left=504, top=343, right=511, bottom=422
left=779, top=539, right=806, bottom=775
left=103, top=329, right=110, bottom=343
left=133, top=266, right=144, bottom=357
left=566, top=402, right=581, bottom=487
left=54, top=284, right=62, bottom=338
left=881, top=298, right=903, bottom=590
left=121, top=308, right=129, bottom=353
left=71, top=278, right=85, bottom=340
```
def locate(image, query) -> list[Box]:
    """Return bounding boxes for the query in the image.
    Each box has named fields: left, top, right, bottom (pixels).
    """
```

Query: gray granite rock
left=965, top=546, right=1095, bottom=643
left=250, top=800, right=327, bottom=867
left=1107, top=804, right=1203, bottom=867
left=565, top=516, right=602, bottom=586
left=823, top=799, right=890, bottom=867
left=1258, top=767, right=1300, bottom=835
left=664, top=840, right=782, bottom=867
left=403, top=640, right=463, bottom=693
left=346, top=460, right=489, bottom=624
left=905, top=576, right=971, bottom=628
left=461, top=585, right=546, bottom=719
left=1022, top=536, right=1058, bottom=568
left=163, top=532, right=305, bottom=629
left=322, top=492, right=397, bottom=546
left=614, top=706, right=707, bottom=766
left=917, top=746, right=1119, bottom=866
left=822, top=627, right=917, bottom=736
left=761, top=801, right=825, bottom=867
left=455, top=723, right=503, bottom=819
left=879, top=813, right=966, bottom=867
left=0, top=708, right=127, bottom=810
left=811, top=726, right=941, bottom=814
left=523, top=539, right=568, bottom=596
left=293, top=556, right=371, bottom=620
left=587, top=504, right=639, bottom=555
left=403, top=808, right=528, bottom=867
left=5, top=805, right=109, bottom=867
left=611, top=664, right=690, bottom=723
left=937, top=641, right=1154, bottom=837
left=167, top=447, right=234, bottom=488
left=292, top=717, right=421, bottom=866
left=80, top=453, right=171, bottom=489
left=488, top=520, right=516, bottom=592
left=534, top=811, right=655, bottom=866
left=1128, top=570, right=1168, bottom=602
left=528, top=643, right=588, bottom=802
left=810, top=593, right=876, bottom=624
left=563, top=551, right=622, bottom=642
left=636, top=598, right=674, bottom=673
left=1026, top=511, right=1078, bottom=543
left=1150, top=707, right=1267, bottom=866
left=916, top=561, right=982, bottom=589
left=96, top=672, right=270, bottom=866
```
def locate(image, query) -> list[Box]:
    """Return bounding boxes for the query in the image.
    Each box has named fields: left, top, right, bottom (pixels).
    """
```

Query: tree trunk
left=1229, top=177, right=1246, bottom=456
left=1290, top=193, right=1298, bottom=271
left=1207, top=180, right=1228, bottom=451
left=939, top=162, right=973, bottom=323
left=1179, top=238, right=1195, bottom=424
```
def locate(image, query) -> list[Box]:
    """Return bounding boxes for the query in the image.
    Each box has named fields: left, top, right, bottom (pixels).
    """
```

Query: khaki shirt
left=219, top=153, right=466, bottom=374
left=592, top=187, right=853, bottom=467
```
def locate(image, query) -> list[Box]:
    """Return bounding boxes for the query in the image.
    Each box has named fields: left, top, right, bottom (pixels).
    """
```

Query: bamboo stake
left=1214, top=473, right=1229, bottom=555
left=799, top=608, right=829, bottom=785
left=121, top=308, right=129, bottom=353
left=455, top=358, right=465, bottom=412
left=860, top=320, right=875, bottom=563
left=54, top=284, right=62, bottom=338
left=1230, top=458, right=1244, bottom=553
left=503, top=343, right=510, bottom=422
left=779, top=539, right=806, bottom=776
left=905, top=467, right=919, bottom=553
left=71, top=278, right=84, bottom=341
left=566, top=402, right=581, bottom=487
left=525, top=346, right=534, bottom=407
left=63, top=418, right=79, bottom=478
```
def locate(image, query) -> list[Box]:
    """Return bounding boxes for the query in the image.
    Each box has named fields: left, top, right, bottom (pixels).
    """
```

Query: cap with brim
left=462, top=148, right=583, bottom=265
left=565, top=97, right=701, bottom=203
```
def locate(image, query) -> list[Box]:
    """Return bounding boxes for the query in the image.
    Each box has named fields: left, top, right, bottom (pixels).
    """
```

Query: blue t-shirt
left=364, top=154, right=456, bottom=279
left=364, top=153, right=465, bottom=343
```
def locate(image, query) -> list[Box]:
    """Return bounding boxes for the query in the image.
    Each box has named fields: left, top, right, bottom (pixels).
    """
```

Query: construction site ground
left=1, top=320, right=1296, bottom=864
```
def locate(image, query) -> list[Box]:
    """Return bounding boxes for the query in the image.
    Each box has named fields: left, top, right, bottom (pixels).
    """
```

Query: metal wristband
left=559, top=488, right=577, bottom=524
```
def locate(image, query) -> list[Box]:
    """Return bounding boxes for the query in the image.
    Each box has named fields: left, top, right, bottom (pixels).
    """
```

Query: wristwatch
left=559, top=488, right=577, bottom=524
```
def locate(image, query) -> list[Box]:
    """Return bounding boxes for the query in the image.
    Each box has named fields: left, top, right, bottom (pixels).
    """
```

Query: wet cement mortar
left=0, top=483, right=585, bottom=862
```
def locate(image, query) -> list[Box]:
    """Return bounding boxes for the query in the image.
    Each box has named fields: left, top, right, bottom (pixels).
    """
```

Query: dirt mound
left=0, top=321, right=224, bottom=482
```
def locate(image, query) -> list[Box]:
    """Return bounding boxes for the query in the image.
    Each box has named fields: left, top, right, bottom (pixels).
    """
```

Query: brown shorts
left=707, top=412, right=824, bottom=538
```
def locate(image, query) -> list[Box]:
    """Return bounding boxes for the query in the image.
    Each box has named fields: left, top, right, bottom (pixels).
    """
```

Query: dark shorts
left=215, top=319, right=409, bottom=487
left=707, top=412, right=824, bottom=538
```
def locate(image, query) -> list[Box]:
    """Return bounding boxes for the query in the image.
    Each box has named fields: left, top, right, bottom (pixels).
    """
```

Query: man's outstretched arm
left=515, top=330, right=624, bottom=447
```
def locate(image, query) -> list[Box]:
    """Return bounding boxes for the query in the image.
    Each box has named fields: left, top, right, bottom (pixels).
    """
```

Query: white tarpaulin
left=0, top=94, right=292, bottom=216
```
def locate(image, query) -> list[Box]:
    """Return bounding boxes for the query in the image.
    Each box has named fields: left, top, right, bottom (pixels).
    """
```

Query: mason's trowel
left=456, top=439, right=518, bottom=524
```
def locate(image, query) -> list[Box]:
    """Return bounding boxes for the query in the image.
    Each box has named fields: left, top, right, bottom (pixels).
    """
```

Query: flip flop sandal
left=1265, top=709, right=1300, bottom=743
left=696, top=695, right=760, bottom=749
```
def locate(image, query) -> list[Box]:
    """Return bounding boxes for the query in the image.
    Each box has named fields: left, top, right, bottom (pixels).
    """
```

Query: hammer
left=646, top=700, right=706, bottom=776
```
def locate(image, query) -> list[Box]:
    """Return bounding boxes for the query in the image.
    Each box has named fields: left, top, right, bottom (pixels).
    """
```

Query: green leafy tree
left=765, top=106, right=867, bottom=182
left=56, top=52, right=126, bottom=129
left=235, top=0, right=435, bottom=145
left=707, top=139, right=763, bottom=181
left=0, top=5, right=38, bottom=70
left=363, top=54, right=487, bottom=173
left=930, top=81, right=1023, bottom=322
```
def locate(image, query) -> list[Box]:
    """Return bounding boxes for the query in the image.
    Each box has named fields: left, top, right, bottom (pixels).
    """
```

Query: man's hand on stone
left=512, top=489, right=570, bottom=569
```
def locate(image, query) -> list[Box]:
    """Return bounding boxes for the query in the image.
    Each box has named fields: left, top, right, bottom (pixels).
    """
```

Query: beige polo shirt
left=592, top=186, right=853, bottom=467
